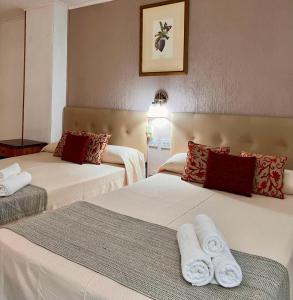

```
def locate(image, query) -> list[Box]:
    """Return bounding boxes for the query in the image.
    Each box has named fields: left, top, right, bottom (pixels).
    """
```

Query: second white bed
left=0, top=171, right=292, bottom=300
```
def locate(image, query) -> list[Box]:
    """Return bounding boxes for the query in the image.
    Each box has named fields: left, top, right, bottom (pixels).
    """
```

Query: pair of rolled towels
left=0, top=163, right=32, bottom=197
left=177, top=215, right=242, bottom=288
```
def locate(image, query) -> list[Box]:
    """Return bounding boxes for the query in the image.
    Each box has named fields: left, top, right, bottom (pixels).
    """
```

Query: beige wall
left=0, top=14, right=24, bottom=140
left=24, top=3, right=68, bottom=143
left=68, top=0, right=293, bottom=117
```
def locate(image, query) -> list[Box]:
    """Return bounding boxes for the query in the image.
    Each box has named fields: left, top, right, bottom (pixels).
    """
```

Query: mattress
left=0, top=152, right=126, bottom=210
left=0, top=172, right=292, bottom=300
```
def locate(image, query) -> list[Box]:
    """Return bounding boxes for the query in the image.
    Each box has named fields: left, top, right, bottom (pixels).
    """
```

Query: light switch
left=160, top=139, right=171, bottom=150
left=149, top=138, right=159, bottom=148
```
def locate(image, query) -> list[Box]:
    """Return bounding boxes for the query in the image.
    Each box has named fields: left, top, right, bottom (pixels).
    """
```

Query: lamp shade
left=147, top=102, right=169, bottom=118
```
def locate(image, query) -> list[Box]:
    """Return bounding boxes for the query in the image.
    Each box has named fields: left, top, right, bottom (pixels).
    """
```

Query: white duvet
left=0, top=172, right=292, bottom=300
left=0, top=145, right=145, bottom=210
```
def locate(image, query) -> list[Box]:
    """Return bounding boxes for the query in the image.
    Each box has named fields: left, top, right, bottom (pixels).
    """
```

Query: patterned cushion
left=181, top=141, right=230, bottom=184
left=84, top=132, right=111, bottom=165
left=54, top=130, right=111, bottom=165
left=241, top=152, right=288, bottom=199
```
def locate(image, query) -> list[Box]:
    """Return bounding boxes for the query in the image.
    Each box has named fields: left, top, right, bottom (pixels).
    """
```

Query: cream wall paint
left=0, top=15, right=24, bottom=140
left=68, top=0, right=293, bottom=117
left=51, top=2, right=68, bottom=141
left=24, top=2, right=68, bottom=143
left=24, top=5, right=53, bottom=142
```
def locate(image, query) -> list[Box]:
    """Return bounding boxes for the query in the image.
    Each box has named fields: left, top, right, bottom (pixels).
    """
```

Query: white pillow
left=102, top=145, right=142, bottom=165
left=41, top=142, right=58, bottom=153
left=284, top=169, right=293, bottom=195
left=159, top=153, right=187, bottom=175
left=102, top=145, right=124, bottom=165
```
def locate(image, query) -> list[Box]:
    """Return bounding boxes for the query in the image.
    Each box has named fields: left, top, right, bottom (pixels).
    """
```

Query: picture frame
left=139, top=0, right=189, bottom=76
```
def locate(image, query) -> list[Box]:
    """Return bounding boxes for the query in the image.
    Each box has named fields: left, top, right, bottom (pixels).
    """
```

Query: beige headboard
left=63, top=107, right=147, bottom=157
left=171, top=113, right=293, bottom=170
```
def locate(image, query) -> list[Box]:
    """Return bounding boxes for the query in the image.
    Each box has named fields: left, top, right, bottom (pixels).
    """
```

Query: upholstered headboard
left=63, top=107, right=147, bottom=157
left=171, top=113, right=293, bottom=170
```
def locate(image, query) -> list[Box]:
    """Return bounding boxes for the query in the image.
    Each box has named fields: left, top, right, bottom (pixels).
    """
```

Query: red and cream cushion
left=181, top=141, right=230, bottom=184
left=241, top=152, right=288, bottom=199
left=54, top=130, right=111, bottom=165
left=84, top=132, right=111, bottom=165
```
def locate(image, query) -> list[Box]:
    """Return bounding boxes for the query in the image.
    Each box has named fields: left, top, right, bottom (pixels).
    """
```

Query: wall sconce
left=147, top=89, right=169, bottom=119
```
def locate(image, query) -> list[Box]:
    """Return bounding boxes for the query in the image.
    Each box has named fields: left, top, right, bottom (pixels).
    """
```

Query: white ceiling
left=64, top=0, right=112, bottom=9
left=0, top=0, right=112, bottom=20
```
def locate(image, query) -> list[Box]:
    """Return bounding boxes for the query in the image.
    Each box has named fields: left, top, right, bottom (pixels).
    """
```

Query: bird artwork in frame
left=140, top=0, right=189, bottom=76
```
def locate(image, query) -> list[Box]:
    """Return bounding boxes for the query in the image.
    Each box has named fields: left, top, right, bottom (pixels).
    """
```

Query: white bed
left=0, top=112, right=292, bottom=300
left=0, top=172, right=292, bottom=300
left=0, top=107, right=147, bottom=211
left=0, top=146, right=145, bottom=211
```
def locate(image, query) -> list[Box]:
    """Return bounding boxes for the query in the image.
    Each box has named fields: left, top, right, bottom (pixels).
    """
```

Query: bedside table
left=0, top=139, right=47, bottom=159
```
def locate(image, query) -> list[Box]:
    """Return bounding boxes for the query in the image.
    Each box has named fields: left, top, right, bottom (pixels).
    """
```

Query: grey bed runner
left=0, top=185, right=47, bottom=225
left=5, top=201, right=289, bottom=300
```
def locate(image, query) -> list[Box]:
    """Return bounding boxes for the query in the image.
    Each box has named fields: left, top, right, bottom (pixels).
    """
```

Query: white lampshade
left=147, top=102, right=169, bottom=118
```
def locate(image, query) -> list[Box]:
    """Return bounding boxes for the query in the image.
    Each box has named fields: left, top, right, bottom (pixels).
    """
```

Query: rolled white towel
left=0, top=172, right=32, bottom=197
left=0, top=163, right=21, bottom=181
left=177, top=224, right=214, bottom=286
left=194, top=214, right=225, bottom=257
left=212, top=247, right=243, bottom=288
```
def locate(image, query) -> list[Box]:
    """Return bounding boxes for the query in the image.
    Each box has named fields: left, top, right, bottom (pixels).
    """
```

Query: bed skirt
left=5, top=201, right=290, bottom=300
left=0, top=185, right=47, bottom=225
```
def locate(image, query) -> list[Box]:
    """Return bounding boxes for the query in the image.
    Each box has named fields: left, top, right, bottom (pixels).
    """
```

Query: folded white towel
left=212, top=247, right=243, bottom=288
left=194, top=214, right=226, bottom=257
left=0, top=163, right=21, bottom=181
left=0, top=172, right=32, bottom=197
left=177, top=224, right=214, bottom=286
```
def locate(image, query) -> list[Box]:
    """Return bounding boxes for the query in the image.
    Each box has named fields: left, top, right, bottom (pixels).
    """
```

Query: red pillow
left=54, top=130, right=111, bottom=165
left=181, top=141, right=230, bottom=184
left=54, top=130, right=83, bottom=157
left=61, top=133, right=90, bottom=165
left=204, top=151, right=256, bottom=197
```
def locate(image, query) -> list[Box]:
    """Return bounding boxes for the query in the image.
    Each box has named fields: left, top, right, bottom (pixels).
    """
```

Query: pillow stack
left=177, top=214, right=242, bottom=288
left=181, top=141, right=289, bottom=199
left=54, top=130, right=111, bottom=165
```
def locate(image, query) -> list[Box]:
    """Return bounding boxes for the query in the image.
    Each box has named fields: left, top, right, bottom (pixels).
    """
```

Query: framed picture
left=140, top=0, right=189, bottom=76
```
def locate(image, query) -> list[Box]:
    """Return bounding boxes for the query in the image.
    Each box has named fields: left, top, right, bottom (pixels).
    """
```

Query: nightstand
left=0, top=139, right=47, bottom=159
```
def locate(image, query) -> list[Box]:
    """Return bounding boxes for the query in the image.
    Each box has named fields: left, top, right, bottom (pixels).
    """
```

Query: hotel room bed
left=0, top=112, right=292, bottom=300
left=0, top=148, right=144, bottom=210
left=0, top=107, right=147, bottom=211
left=0, top=172, right=292, bottom=300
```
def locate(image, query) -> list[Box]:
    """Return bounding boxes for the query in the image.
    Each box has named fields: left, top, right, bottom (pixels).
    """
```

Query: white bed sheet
left=0, top=152, right=126, bottom=210
left=0, top=173, right=293, bottom=300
